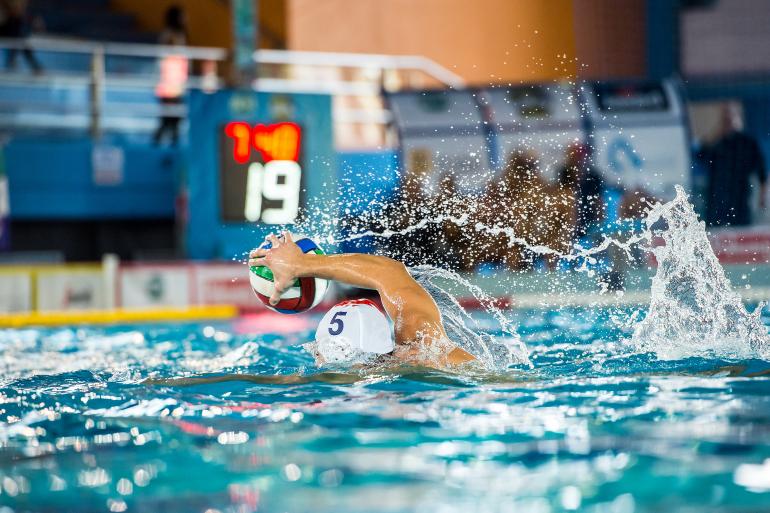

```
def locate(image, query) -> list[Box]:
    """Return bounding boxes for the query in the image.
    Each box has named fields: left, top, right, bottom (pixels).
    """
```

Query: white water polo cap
left=314, top=299, right=394, bottom=363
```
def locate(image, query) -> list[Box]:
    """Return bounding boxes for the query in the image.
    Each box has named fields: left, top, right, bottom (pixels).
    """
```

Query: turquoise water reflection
left=1, top=305, right=770, bottom=512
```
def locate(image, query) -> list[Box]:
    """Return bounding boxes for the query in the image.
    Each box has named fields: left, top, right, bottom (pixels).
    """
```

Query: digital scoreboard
left=186, top=90, right=335, bottom=260
left=219, top=121, right=304, bottom=224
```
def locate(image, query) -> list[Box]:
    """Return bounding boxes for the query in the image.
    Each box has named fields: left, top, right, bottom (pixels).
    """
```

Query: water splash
left=411, top=266, right=530, bottom=369
left=299, top=182, right=649, bottom=274
left=632, top=185, right=770, bottom=360
left=292, top=171, right=770, bottom=364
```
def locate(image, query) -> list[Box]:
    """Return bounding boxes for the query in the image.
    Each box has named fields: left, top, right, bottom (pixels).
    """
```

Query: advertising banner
left=120, top=263, right=258, bottom=310
left=581, top=80, right=691, bottom=200
left=387, top=90, right=492, bottom=195
left=120, top=265, right=191, bottom=308
left=36, top=267, right=106, bottom=311
left=709, top=227, right=770, bottom=265
left=0, top=270, right=32, bottom=312
left=482, top=83, right=585, bottom=180
left=194, top=264, right=256, bottom=310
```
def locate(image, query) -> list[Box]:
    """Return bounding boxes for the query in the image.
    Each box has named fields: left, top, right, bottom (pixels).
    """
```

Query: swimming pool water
left=2, top=305, right=770, bottom=513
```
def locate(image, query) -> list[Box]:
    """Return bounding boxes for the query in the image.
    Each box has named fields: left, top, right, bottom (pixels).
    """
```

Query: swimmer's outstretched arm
left=249, top=232, right=474, bottom=365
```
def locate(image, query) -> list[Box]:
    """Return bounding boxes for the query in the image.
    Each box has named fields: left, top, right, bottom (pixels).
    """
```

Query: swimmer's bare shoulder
left=249, top=232, right=475, bottom=367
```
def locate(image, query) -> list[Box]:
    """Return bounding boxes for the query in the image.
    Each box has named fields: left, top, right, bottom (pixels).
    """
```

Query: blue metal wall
left=5, top=138, right=179, bottom=219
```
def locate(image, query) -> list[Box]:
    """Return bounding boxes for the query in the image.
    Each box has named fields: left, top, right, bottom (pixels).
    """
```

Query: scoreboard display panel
left=186, top=90, right=334, bottom=260
left=219, top=121, right=304, bottom=224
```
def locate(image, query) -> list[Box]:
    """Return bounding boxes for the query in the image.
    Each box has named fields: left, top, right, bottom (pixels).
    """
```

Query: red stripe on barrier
left=457, top=296, right=512, bottom=310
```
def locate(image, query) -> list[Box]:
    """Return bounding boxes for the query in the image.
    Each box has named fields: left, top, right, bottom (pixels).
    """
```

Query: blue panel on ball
left=295, top=238, right=318, bottom=253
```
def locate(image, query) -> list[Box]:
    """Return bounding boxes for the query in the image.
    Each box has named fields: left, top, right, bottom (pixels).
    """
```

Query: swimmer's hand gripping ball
left=249, top=234, right=329, bottom=314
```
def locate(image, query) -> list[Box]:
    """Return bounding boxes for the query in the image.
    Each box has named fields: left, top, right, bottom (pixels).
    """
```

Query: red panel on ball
left=294, top=277, right=317, bottom=311
left=255, top=291, right=301, bottom=312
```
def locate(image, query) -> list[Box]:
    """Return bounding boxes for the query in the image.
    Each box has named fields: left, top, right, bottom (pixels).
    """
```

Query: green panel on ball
left=250, top=265, right=274, bottom=282
left=250, top=265, right=301, bottom=287
left=249, top=242, right=323, bottom=288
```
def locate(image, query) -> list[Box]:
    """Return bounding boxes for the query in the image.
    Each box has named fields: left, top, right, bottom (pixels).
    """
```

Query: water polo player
left=248, top=232, right=475, bottom=367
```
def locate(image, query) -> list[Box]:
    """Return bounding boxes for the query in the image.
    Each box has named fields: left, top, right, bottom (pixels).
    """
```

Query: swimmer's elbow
left=389, top=258, right=411, bottom=278
left=374, top=258, right=413, bottom=290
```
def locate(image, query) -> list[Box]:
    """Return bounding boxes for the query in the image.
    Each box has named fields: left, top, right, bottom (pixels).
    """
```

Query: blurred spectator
left=616, top=186, right=653, bottom=271
left=703, top=104, right=767, bottom=226
left=153, top=5, right=189, bottom=146
left=379, top=160, right=437, bottom=267
left=474, top=151, right=575, bottom=271
left=433, top=173, right=466, bottom=270
left=557, top=143, right=605, bottom=240
left=342, top=169, right=469, bottom=270
left=619, top=187, right=652, bottom=220
left=0, top=0, right=42, bottom=73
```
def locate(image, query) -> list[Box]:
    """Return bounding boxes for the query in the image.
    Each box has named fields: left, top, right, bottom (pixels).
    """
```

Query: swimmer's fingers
left=283, top=231, right=294, bottom=244
left=267, top=233, right=281, bottom=248
left=249, top=247, right=269, bottom=258
left=247, top=257, right=265, bottom=267
left=269, top=278, right=290, bottom=305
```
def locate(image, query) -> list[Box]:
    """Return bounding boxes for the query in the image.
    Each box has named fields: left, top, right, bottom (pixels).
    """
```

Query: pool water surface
left=1, top=305, right=770, bottom=513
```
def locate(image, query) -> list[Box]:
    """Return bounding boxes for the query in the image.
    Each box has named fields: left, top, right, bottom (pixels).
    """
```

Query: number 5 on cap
left=328, top=311, right=347, bottom=336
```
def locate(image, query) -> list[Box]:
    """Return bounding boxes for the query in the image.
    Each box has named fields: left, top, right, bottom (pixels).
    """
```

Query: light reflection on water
left=1, top=306, right=769, bottom=513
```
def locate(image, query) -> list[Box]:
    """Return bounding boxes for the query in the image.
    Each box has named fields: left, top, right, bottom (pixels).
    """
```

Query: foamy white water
left=631, top=186, right=770, bottom=360
left=412, top=265, right=531, bottom=370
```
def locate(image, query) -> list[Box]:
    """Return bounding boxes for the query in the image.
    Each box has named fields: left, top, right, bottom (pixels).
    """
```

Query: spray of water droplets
left=631, top=185, right=770, bottom=360
left=290, top=176, right=770, bottom=364
left=411, top=265, right=530, bottom=369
